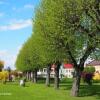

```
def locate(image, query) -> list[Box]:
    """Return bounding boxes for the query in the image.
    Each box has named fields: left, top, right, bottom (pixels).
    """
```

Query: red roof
left=51, top=64, right=56, bottom=68
left=63, top=64, right=73, bottom=69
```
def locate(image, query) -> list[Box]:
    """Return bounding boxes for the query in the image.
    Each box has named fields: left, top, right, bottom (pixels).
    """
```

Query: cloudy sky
left=0, top=0, right=40, bottom=69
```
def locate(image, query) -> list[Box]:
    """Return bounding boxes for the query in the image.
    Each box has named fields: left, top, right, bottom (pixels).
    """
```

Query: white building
left=37, top=63, right=74, bottom=78
left=60, top=63, right=74, bottom=78
left=86, top=60, right=100, bottom=73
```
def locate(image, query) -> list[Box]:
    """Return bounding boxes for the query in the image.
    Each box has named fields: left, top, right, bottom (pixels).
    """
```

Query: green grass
left=0, top=81, right=100, bottom=100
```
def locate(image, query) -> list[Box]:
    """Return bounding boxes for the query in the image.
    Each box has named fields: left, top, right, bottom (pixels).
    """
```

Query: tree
left=33, top=0, right=100, bottom=96
left=16, top=39, right=31, bottom=72
left=16, top=34, right=47, bottom=83
left=33, top=6, right=67, bottom=88
left=27, top=35, right=46, bottom=83
left=0, top=60, right=4, bottom=72
left=16, top=37, right=34, bottom=81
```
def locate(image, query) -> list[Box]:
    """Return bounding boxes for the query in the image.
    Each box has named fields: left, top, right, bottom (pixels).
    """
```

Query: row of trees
left=16, top=0, right=100, bottom=97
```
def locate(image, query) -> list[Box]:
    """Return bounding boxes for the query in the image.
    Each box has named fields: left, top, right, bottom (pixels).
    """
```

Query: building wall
left=59, top=65, right=74, bottom=78
left=37, top=65, right=74, bottom=78
left=94, top=65, right=100, bottom=73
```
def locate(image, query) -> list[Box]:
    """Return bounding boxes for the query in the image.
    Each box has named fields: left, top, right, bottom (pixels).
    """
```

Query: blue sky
left=0, top=0, right=40, bottom=69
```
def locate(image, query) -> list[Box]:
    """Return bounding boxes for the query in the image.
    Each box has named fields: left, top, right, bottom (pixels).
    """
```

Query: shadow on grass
left=36, top=77, right=54, bottom=84
left=79, top=84, right=100, bottom=98
left=1, top=81, right=31, bottom=88
left=60, top=84, right=72, bottom=90
left=60, top=82, right=100, bottom=99
left=2, top=81, right=19, bottom=86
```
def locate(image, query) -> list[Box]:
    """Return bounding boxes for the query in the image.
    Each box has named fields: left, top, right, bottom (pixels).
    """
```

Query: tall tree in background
left=27, top=35, right=46, bottom=83
left=0, top=60, right=4, bottom=72
left=16, top=38, right=31, bottom=73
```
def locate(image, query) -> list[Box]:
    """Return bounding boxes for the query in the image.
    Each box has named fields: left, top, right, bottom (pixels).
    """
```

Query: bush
left=82, top=66, right=95, bottom=85
left=0, top=71, right=8, bottom=84
left=84, top=66, right=95, bottom=73
left=93, top=72, right=100, bottom=81
left=82, top=72, right=93, bottom=85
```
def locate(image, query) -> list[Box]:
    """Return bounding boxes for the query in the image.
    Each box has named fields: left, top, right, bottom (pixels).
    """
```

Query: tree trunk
left=28, top=71, right=31, bottom=81
left=33, top=69, right=37, bottom=83
left=54, top=68, right=59, bottom=89
left=23, top=71, right=27, bottom=77
left=46, top=64, right=51, bottom=87
left=54, top=61, right=61, bottom=89
left=71, top=70, right=81, bottom=97
left=24, top=71, right=27, bottom=81
left=26, top=71, right=29, bottom=81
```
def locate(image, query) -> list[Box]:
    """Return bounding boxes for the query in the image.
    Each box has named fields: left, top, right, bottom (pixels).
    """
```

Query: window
left=66, top=70, right=68, bottom=73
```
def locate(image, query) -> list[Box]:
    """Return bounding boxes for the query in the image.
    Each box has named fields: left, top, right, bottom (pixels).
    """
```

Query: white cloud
left=12, top=7, right=17, bottom=11
left=0, top=12, right=4, bottom=17
left=0, top=50, right=12, bottom=69
left=17, top=45, right=22, bottom=51
left=0, top=19, right=32, bottom=31
left=0, top=46, right=22, bottom=70
left=0, top=1, right=4, bottom=4
left=0, top=1, right=9, bottom=5
left=24, top=4, right=34, bottom=9
left=0, top=50, right=8, bottom=57
left=12, top=4, right=34, bottom=12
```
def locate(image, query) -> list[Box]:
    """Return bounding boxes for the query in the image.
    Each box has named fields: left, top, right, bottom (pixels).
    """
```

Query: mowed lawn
left=0, top=81, right=100, bottom=100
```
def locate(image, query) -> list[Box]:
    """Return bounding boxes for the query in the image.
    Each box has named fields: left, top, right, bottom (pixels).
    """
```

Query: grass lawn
left=0, top=80, right=100, bottom=100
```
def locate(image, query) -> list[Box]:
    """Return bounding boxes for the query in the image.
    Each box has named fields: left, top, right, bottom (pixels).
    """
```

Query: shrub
left=93, top=72, right=100, bottom=81
left=82, top=72, right=93, bottom=85
left=0, top=71, right=8, bottom=83
left=84, top=66, right=95, bottom=73
left=82, top=66, right=95, bottom=85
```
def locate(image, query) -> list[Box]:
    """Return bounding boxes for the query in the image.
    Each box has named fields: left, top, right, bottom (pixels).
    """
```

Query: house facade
left=60, top=63, right=74, bottom=78
left=86, top=60, right=100, bottom=73
left=37, top=63, right=74, bottom=78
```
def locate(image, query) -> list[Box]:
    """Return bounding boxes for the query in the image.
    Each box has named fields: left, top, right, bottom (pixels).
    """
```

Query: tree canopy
left=16, top=0, right=100, bottom=97
left=33, top=0, right=100, bottom=96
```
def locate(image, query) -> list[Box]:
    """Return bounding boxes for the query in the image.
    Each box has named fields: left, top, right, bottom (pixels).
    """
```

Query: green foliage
left=84, top=66, right=95, bottom=73
left=15, top=39, right=31, bottom=71
left=16, top=33, right=50, bottom=71
left=34, top=0, right=100, bottom=69
left=16, top=0, right=100, bottom=73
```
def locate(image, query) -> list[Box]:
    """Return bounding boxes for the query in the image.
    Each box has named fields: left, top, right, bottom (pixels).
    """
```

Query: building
left=86, top=60, right=100, bottom=73
left=60, top=63, right=74, bottom=78
left=37, top=63, right=74, bottom=78
left=37, top=66, right=55, bottom=78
